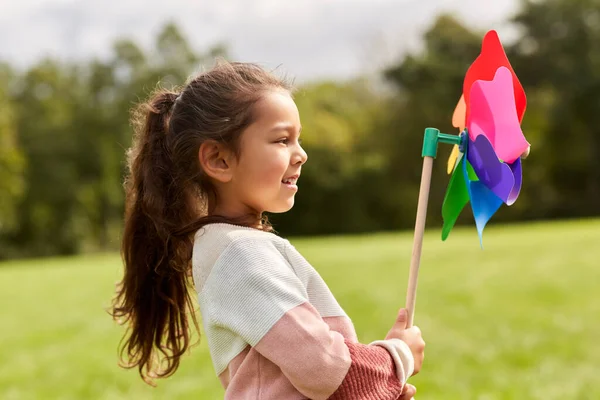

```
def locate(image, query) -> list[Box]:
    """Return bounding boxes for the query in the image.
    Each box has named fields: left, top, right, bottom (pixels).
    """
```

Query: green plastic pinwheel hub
left=422, top=127, right=463, bottom=158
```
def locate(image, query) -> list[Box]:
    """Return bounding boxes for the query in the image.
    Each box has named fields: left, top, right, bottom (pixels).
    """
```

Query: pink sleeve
left=328, top=340, right=409, bottom=400
left=254, top=302, right=413, bottom=400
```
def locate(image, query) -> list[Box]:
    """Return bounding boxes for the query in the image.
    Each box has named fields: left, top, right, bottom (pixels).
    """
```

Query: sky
left=0, top=0, right=520, bottom=82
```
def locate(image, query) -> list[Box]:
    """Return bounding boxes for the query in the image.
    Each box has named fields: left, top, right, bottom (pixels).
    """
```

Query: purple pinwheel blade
left=506, top=158, right=522, bottom=206
left=467, top=135, right=515, bottom=204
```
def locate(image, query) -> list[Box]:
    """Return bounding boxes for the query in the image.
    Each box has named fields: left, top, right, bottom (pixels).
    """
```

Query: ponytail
left=111, top=89, right=199, bottom=384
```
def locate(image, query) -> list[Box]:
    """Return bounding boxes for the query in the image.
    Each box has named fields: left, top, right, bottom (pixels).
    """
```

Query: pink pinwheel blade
left=468, top=66, right=530, bottom=164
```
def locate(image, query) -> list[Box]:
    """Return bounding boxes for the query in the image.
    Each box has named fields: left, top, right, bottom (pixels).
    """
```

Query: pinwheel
left=404, top=30, right=531, bottom=326
left=442, top=30, right=530, bottom=244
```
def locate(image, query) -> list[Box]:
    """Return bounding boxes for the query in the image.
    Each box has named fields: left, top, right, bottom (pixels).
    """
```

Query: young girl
left=111, top=60, right=425, bottom=399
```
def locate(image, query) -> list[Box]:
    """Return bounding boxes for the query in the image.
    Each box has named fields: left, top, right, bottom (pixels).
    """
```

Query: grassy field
left=1, top=218, right=599, bottom=399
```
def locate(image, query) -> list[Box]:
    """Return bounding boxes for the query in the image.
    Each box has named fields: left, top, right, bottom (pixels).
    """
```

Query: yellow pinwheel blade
left=447, top=95, right=466, bottom=174
left=447, top=145, right=460, bottom=174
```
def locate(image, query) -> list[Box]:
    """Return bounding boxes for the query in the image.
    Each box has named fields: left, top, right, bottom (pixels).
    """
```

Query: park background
left=1, top=0, right=599, bottom=398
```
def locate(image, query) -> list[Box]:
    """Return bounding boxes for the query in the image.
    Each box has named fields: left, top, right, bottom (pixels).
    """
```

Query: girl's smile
left=282, top=173, right=300, bottom=190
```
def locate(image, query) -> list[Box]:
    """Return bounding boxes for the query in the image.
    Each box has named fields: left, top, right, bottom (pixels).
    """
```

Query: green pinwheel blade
left=442, top=155, right=479, bottom=240
left=466, top=159, right=479, bottom=181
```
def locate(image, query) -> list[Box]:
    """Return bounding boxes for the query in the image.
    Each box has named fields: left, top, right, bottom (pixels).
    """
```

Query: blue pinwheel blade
left=463, top=139, right=504, bottom=247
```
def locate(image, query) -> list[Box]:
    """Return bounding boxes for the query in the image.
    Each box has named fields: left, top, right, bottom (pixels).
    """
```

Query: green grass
left=1, top=219, right=599, bottom=399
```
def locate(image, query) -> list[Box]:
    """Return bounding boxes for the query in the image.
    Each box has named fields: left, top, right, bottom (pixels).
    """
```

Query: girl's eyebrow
left=269, top=122, right=302, bottom=134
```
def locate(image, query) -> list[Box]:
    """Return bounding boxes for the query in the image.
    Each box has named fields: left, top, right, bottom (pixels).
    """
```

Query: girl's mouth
left=282, top=174, right=299, bottom=189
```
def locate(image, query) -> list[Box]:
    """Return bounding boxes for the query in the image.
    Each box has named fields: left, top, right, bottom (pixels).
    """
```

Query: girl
left=111, top=60, right=425, bottom=399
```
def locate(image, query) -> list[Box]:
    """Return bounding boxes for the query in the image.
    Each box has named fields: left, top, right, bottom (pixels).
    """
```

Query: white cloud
left=0, top=0, right=519, bottom=81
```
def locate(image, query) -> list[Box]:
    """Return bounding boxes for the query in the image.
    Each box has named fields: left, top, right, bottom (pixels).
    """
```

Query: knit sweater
left=192, top=223, right=414, bottom=400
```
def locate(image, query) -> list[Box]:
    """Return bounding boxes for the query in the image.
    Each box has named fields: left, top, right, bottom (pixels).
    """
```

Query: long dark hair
left=110, top=60, right=292, bottom=384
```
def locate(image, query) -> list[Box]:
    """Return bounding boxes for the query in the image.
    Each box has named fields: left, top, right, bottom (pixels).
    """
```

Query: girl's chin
left=266, top=199, right=295, bottom=214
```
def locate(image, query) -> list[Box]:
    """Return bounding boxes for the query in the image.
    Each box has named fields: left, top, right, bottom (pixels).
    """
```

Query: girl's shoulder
left=194, top=222, right=286, bottom=254
left=192, top=223, right=290, bottom=290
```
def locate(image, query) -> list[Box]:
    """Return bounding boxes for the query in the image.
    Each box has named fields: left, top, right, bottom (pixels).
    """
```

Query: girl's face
left=228, top=90, right=307, bottom=215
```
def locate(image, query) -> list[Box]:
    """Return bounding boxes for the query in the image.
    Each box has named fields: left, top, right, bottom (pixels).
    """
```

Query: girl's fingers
left=395, top=308, right=408, bottom=329
left=399, top=383, right=416, bottom=399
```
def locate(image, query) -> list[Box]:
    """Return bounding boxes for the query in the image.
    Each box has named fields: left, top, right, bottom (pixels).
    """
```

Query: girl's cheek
left=255, top=162, right=281, bottom=184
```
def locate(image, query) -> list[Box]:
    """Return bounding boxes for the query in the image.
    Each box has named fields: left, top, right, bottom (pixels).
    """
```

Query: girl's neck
left=208, top=209, right=264, bottom=230
left=208, top=197, right=264, bottom=230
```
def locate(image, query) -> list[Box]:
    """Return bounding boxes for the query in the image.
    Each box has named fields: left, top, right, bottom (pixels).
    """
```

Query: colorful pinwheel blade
left=447, top=95, right=467, bottom=174
left=462, top=141, right=502, bottom=247
left=447, top=145, right=461, bottom=175
left=467, top=181, right=503, bottom=247
left=462, top=145, right=503, bottom=247
left=468, top=66, right=530, bottom=164
left=452, top=94, right=467, bottom=131
left=467, top=134, right=515, bottom=204
left=506, top=158, right=522, bottom=206
left=442, top=154, right=469, bottom=240
left=463, top=30, right=527, bottom=125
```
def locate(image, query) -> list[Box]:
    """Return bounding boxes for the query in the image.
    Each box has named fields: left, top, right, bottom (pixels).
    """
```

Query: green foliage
left=1, top=219, right=599, bottom=398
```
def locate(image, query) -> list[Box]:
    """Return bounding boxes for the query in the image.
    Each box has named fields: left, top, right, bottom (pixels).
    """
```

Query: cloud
left=0, top=0, right=518, bottom=81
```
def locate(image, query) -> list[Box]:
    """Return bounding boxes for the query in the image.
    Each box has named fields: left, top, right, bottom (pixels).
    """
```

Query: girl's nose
left=293, top=145, right=308, bottom=165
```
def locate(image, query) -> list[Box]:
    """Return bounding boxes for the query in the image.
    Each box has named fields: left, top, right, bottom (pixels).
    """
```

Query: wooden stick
left=405, top=156, right=434, bottom=327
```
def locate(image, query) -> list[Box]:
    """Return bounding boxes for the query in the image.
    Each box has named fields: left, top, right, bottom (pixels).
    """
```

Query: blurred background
left=0, top=0, right=600, bottom=258
left=1, top=0, right=599, bottom=256
left=1, top=0, right=599, bottom=399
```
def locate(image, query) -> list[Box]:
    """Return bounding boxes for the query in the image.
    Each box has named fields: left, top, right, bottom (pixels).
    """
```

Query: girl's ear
left=198, top=140, right=236, bottom=183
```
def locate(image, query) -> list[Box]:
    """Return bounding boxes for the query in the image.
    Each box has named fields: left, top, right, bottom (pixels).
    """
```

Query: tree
left=10, top=59, right=83, bottom=256
left=0, top=64, right=25, bottom=239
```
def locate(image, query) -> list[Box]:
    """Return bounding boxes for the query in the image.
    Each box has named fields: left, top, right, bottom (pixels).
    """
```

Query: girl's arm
left=253, top=301, right=413, bottom=399
left=202, top=238, right=414, bottom=400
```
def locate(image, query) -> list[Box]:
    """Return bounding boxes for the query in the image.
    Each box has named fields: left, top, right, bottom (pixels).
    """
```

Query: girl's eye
left=276, top=137, right=302, bottom=146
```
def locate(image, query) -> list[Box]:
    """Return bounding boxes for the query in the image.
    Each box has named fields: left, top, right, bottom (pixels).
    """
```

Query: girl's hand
left=398, top=383, right=416, bottom=400
left=385, top=308, right=426, bottom=375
